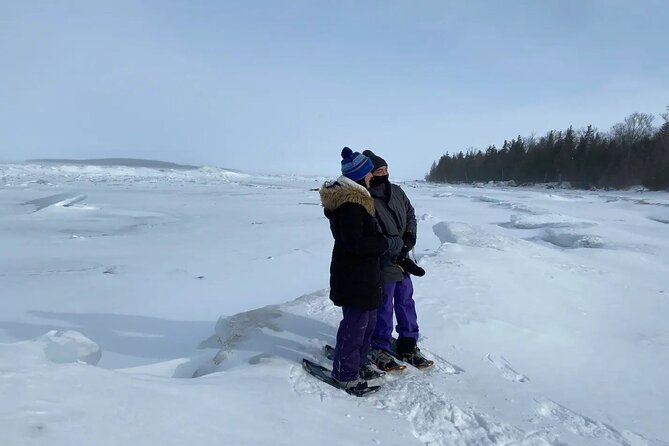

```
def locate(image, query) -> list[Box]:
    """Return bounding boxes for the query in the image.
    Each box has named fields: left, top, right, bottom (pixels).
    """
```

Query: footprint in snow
left=486, top=354, right=530, bottom=383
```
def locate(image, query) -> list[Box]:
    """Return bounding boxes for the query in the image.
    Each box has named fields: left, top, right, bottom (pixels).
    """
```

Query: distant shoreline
left=26, top=158, right=200, bottom=170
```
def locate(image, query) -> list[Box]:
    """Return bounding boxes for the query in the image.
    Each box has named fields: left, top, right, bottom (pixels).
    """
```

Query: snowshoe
left=302, top=358, right=381, bottom=397
left=323, top=345, right=386, bottom=380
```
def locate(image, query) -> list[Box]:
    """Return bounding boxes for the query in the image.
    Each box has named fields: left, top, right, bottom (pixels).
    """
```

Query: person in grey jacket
left=363, top=149, right=433, bottom=370
left=320, top=147, right=404, bottom=391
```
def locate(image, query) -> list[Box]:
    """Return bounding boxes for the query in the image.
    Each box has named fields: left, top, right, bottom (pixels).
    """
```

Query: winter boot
left=360, top=363, right=386, bottom=380
left=396, top=338, right=434, bottom=369
left=395, top=337, right=417, bottom=355
left=368, top=348, right=405, bottom=372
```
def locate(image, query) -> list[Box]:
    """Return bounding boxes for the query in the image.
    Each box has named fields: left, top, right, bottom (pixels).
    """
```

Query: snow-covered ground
left=1, top=162, right=668, bottom=446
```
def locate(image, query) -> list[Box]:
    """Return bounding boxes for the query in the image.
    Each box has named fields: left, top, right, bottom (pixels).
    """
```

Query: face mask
left=370, top=175, right=389, bottom=188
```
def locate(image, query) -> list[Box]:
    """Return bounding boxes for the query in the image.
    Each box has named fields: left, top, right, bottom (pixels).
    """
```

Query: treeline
left=426, top=109, right=669, bottom=190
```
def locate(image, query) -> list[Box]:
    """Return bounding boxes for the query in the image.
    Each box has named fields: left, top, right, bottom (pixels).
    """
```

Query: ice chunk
left=22, top=193, right=87, bottom=211
left=507, top=213, right=597, bottom=229
left=540, top=230, right=604, bottom=249
left=39, top=330, right=102, bottom=365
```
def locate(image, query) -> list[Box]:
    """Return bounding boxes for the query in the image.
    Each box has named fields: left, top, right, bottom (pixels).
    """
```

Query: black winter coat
left=320, top=176, right=388, bottom=310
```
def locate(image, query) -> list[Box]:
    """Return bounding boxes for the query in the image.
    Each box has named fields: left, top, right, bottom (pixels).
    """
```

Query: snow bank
left=0, top=163, right=253, bottom=186
left=0, top=332, right=418, bottom=446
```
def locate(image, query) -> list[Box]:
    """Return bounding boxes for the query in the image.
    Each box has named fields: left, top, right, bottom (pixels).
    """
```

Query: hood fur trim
left=319, top=176, right=375, bottom=216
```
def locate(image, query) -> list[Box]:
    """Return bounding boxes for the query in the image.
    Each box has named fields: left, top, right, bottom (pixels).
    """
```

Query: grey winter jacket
left=369, top=182, right=417, bottom=283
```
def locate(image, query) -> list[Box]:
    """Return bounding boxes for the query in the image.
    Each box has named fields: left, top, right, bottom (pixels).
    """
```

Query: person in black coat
left=319, top=147, right=402, bottom=389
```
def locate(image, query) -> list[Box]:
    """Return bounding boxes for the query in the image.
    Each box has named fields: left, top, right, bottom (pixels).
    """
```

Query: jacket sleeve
left=337, top=203, right=388, bottom=256
left=401, top=187, right=417, bottom=237
left=385, top=235, right=404, bottom=259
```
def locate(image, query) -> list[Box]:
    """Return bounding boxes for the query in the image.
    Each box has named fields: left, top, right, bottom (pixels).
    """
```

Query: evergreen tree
left=424, top=108, right=669, bottom=190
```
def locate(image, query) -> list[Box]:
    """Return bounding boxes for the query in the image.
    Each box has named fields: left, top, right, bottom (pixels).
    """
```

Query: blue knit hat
left=340, top=147, right=374, bottom=181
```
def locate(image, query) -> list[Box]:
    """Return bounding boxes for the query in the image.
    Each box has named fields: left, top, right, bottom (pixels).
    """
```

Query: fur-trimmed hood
left=319, top=176, right=375, bottom=216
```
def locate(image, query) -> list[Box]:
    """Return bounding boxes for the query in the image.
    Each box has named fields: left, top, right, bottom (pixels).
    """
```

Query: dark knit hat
left=362, top=150, right=387, bottom=171
left=340, top=147, right=374, bottom=181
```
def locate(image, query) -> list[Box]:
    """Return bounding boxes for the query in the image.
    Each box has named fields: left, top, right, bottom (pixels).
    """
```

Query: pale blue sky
left=1, top=1, right=668, bottom=178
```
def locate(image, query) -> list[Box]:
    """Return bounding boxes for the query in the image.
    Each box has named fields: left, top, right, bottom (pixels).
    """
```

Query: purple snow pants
left=371, top=276, right=419, bottom=351
left=331, top=306, right=377, bottom=381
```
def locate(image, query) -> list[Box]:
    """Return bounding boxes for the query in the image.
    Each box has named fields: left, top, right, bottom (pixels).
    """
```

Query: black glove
left=401, top=232, right=416, bottom=256
left=398, top=256, right=426, bottom=277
